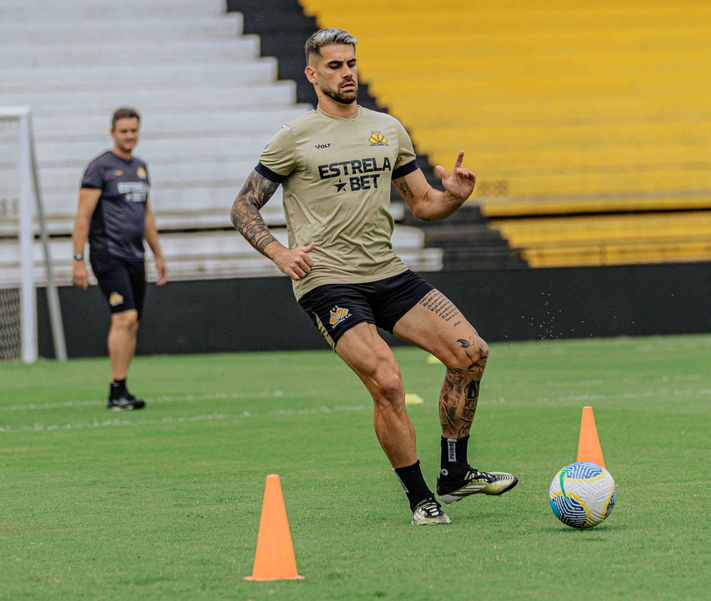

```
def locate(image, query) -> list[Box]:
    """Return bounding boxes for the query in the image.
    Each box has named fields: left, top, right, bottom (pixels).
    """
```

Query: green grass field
left=1, top=335, right=710, bottom=600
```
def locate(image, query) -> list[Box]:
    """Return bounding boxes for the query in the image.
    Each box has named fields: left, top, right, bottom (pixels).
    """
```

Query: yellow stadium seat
left=301, top=0, right=711, bottom=266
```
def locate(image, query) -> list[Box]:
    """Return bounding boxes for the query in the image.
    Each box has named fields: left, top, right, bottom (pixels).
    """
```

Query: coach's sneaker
left=411, top=498, right=452, bottom=526
left=437, top=467, right=518, bottom=505
left=107, top=393, right=146, bottom=411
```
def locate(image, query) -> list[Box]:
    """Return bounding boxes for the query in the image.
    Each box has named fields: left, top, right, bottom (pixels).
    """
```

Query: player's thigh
left=336, top=322, right=404, bottom=402
left=89, top=253, right=138, bottom=315
left=392, top=288, right=487, bottom=368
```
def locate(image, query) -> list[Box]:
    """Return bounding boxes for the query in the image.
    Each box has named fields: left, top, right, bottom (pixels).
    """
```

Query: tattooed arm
left=231, top=170, right=314, bottom=280
left=393, top=151, right=476, bottom=222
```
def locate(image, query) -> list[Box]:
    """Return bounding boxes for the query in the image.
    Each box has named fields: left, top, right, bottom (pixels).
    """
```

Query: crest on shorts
left=109, top=292, right=124, bottom=306
left=137, top=167, right=147, bottom=179
left=329, top=306, right=352, bottom=328
left=369, top=131, right=388, bottom=146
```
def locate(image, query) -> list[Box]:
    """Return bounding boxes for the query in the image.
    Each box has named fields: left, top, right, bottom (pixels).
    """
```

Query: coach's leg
left=108, top=309, right=139, bottom=382
left=336, top=322, right=416, bottom=467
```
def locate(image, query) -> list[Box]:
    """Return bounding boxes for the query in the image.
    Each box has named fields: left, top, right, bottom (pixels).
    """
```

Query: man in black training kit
left=72, top=107, right=168, bottom=411
left=231, top=29, right=518, bottom=525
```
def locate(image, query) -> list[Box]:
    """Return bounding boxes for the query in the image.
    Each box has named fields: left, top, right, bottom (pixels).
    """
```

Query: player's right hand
left=272, top=242, right=315, bottom=280
left=72, top=261, right=90, bottom=290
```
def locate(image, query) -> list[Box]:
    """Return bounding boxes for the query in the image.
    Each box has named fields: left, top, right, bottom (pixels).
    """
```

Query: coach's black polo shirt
left=81, top=151, right=150, bottom=261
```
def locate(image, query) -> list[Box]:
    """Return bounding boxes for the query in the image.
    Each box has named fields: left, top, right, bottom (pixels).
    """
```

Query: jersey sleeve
left=81, top=159, right=105, bottom=189
left=392, top=119, right=419, bottom=179
left=256, top=125, right=298, bottom=183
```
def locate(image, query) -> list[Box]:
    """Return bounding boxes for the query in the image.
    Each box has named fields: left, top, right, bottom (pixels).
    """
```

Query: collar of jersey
left=315, top=105, right=362, bottom=121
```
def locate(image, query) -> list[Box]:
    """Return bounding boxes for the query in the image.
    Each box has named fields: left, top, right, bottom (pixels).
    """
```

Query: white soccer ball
left=549, top=461, right=616, bottom=529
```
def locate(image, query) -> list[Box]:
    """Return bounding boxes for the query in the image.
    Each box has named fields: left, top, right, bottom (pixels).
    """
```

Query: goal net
left=0, top=107, right=66, bottom=362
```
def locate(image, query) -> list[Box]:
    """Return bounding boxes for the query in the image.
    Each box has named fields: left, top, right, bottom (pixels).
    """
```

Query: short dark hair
left=305, top=28, right=358, bottom=64
left=111, top=107, right=141, bottom=130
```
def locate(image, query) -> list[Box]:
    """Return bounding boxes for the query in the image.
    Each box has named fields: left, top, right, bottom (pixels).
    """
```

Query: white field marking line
left=0, top=390, right=328, bottom=413
left=484, top=388, right=711, bottom=404
left=0, top=404, right=372, bottom=434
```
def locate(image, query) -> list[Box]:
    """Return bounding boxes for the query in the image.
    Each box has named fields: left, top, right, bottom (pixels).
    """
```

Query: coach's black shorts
left=298, top=270, right=434, bottom=350
left=89, top=252, right=146, bottom=319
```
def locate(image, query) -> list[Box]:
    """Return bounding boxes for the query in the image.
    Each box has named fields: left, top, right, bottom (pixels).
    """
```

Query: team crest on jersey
left=369, top=131, right=389, bottom=146
left=109, top=292, right=124, bottom=306
left=137, top=167, right=147, bottom=179
left=329, top=306, right=352, bottom=328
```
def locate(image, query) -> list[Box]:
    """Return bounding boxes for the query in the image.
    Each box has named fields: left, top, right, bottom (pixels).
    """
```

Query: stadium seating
left=299, top=0, right=711, bottom=266
left=229, top=0, right=525, bottom=270
left=0, top=226, right=440, bottom=287
left=0, top=0, right=430, bottom=285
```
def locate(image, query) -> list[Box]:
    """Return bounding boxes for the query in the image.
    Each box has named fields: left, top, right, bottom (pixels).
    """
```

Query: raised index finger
left=453, top=151, right=464, bottom=172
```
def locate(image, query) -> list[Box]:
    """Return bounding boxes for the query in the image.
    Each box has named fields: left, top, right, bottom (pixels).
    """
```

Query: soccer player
left=71, top=107, right=168, bottom=411
left=231, top=29, right=517, bottom=525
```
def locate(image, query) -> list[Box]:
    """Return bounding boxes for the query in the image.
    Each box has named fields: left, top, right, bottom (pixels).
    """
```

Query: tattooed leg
left=393, top=289, right=490, bottom=438
left=439, top=335, right=488, bottom=438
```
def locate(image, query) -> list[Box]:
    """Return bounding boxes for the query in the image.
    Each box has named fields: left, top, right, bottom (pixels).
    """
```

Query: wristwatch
left=73, top=252, right=84, bottom=261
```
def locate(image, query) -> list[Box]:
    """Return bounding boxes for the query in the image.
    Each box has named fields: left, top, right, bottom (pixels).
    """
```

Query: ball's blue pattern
left=549, top=461, right=616, bottom=529
left=605, top=485, right=617, bottom=518
left=549, top=495, right=588, bottom=528
left=565, top=461, right=604, bottom=479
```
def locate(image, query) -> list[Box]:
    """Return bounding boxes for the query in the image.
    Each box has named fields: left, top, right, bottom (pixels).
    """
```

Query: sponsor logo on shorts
left=109, top=292, right=124, bottom=306
left=329, top=306, right=352, bottom=328
left=369, top=131, right=389, bottom=146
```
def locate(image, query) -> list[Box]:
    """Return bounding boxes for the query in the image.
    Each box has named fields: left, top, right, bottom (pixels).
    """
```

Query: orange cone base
left=244, top=575, right=305, bottom=581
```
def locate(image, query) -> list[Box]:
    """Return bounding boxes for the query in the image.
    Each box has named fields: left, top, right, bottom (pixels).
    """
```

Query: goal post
left=0, top=106, right=67, bottom=363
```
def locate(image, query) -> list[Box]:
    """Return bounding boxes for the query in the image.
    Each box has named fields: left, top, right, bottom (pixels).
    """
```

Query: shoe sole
left=108, top=405, right=146, bottom=411
left=438, top=476, right=519, bottom=505
left=411, top=519, right=453, bottom=526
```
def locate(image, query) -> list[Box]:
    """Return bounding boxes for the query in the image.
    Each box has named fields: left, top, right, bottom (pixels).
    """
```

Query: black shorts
left=298, top=270, right=433, bottom=350
left=89, top=252, right=146, bottom=319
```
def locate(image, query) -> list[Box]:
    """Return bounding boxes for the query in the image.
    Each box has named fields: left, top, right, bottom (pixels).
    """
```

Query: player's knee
left=111, top=310, right=139, bottom=330
left=445, top=333, right=489, bottom=373
left=371, top=367, right=404, bottom=407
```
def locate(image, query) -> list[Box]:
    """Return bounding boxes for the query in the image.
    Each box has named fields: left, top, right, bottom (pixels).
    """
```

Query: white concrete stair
left=0, top=39, right=262, bottom=69
left=0, top=63, right=278, bottom=93
left=0, top=83, right=297, bottom=116
left=0, top=0, right=227, bottom=21
left=0, top=0, right=435, bottom=284
left=0, top=16, right=243, bottom=45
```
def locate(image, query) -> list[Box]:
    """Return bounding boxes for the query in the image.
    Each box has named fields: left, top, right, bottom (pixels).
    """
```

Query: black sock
left=393, top=460, right=434, bottom=511
left=440, top=435, right=470, bottom=482
left=110, top=379, right=127, bottom=398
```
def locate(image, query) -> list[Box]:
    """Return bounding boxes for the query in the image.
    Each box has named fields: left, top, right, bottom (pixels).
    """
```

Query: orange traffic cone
left=244, top=474, right=304, bottom=581
left=577, top=406, right=606, bottom=467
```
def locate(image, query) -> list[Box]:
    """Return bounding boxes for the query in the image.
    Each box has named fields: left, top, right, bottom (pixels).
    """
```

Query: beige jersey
left=257, top=106, right=418, bottom=300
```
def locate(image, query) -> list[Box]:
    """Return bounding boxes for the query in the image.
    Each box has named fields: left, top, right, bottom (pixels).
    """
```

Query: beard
left=322, top=81, right=358, bottom=105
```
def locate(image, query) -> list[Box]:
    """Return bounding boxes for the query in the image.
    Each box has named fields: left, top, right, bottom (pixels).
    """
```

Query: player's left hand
left=155, top=257, right=168, bottom=286
left=436, top=151, right=476, bottom=201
